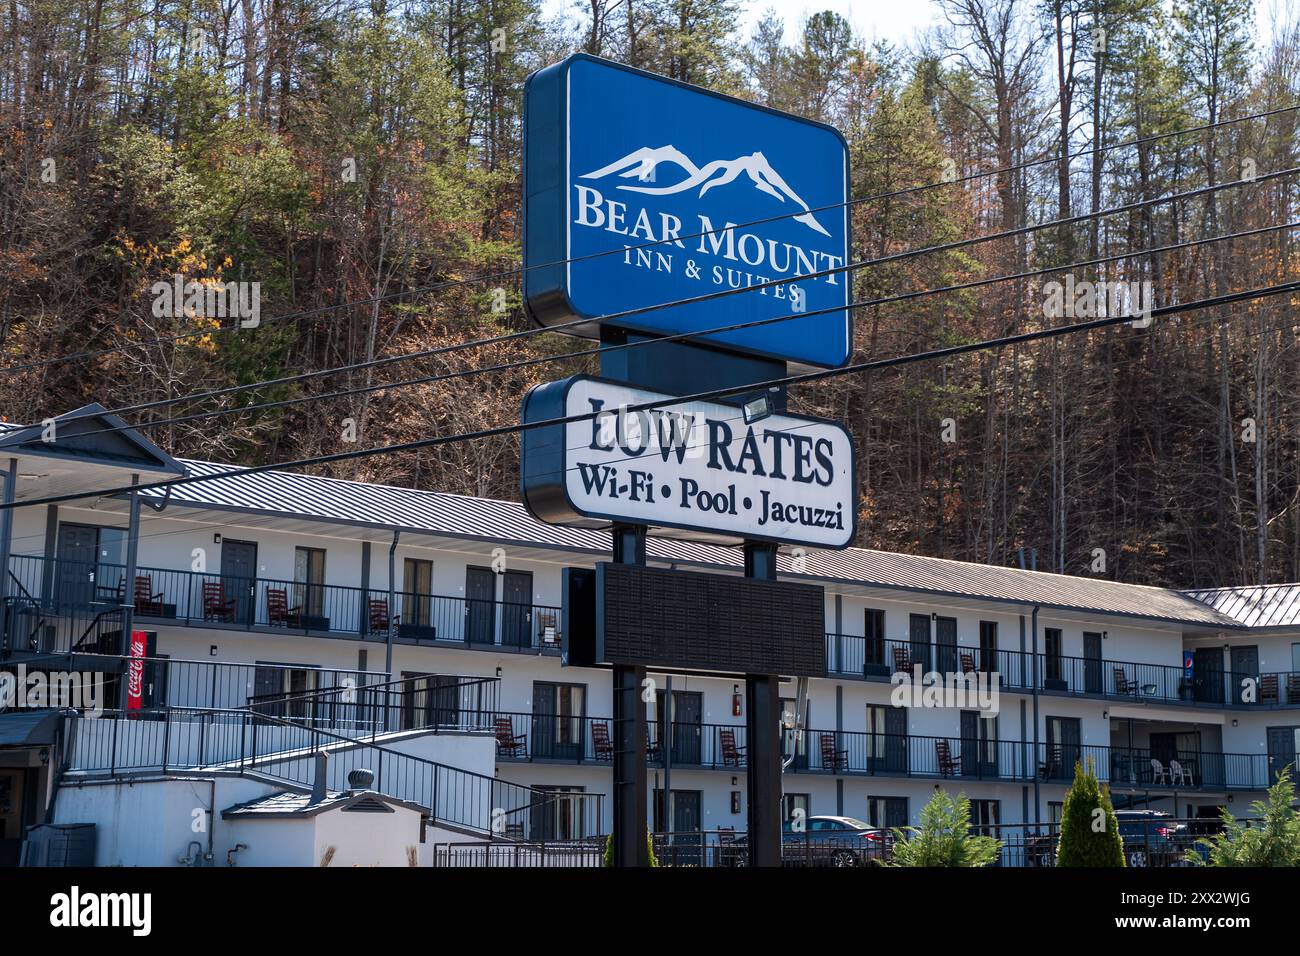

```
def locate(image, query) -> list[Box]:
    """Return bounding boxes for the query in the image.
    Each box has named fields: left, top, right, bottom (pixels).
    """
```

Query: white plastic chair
left=1150, top=758, right=1169, bottom=785
left=1170, top=759, right=1194, bottom=787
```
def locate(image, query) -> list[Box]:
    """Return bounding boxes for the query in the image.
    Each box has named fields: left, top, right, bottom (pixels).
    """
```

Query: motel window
left=1048, top=801, right=1063, bottom=826
left=864, top=608, right=885, bottom=666
left=403, top=558, right=434, bottom=627
left=294, top=547, right=327, bottom=618
left=979, top=621, right=998, bottom=670
left=867, top=796, right=908, bottom=829
left=1044, top=628, right=1063, bottom=682
left=530, top=786, right=586, bottom=842
left=961, top=710, right=999, bottom=769
left=1292, top=643, right=1300, bottom=674
left=532, top=682, right=586, bottom=760
left=252, top=663, right=319, bottom=719
left=865, top=705, right=892, bottom=758
left=400, top=672, right=460, bottom=730
left=968, top=799, right=1000, bottom=836
left=783, top=793, right=810, bottom=827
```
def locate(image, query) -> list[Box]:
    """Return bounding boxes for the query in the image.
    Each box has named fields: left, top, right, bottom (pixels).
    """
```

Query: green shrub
left=602, top=832, right=660, bottom=867
left=889, top=789, right=1001, bottom=866
left=1057, top=757, right=1125, bottom=866
left=1188, top=766, right=1300, bottom=866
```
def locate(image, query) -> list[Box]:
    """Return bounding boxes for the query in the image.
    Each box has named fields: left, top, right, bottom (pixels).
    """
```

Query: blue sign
left=523, top=55, right=852, bottom=368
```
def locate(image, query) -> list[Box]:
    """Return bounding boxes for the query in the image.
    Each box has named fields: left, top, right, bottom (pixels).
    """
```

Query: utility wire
left=7, top=289, right=1293, bottom=544
left=54, top=219, right=1300, bottom=445
left=29, top=164, right=1300, bottom=434
left=3, top=103, right=1294, bottom=378
left=7, top=278, right=1297, bottom=512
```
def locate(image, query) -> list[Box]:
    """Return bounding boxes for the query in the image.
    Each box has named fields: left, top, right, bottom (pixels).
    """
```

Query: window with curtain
left=294, top=547, right=326, bottom=617
left=403, top=558, right=433, bottom=627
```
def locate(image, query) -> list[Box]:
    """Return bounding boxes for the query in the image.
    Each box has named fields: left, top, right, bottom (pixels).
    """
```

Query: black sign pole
left=611, top=523, right=650, bottom=867
left=743, top=541, right=783, bottom=867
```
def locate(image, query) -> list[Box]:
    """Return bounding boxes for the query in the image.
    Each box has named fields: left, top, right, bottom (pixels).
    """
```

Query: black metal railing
left=3, top=554, right=563, bottom=654
left=13, top=650, right=381, bottom=715
left=245, top=672, right=500, bottom=736
left=485, top=710, right=1278, bottom=790
left=823, top=630, right=1300, bottom=710
left=63, top=705, right=603, bottom=839
left=433, top=840, right=605, bottom=867
left=490, top=713, right=752, bottom=768
left=435, top=818, right=1238, bottom=868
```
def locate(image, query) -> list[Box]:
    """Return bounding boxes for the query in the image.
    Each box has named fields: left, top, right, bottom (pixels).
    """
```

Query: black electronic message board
left=578, top=563, right=825, bottom=677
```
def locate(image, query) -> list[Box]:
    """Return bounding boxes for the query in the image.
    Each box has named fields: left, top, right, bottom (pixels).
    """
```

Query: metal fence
left=433, top=818, right=1231, bottom=868
left=63, top=706, right=604, bottom=840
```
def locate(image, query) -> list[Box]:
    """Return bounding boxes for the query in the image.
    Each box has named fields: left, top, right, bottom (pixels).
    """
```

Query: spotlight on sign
left=742, top=394, right=773, bottom=425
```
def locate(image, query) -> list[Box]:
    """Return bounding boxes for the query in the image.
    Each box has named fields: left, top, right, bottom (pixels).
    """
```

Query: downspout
left=1031, top=605, right=1041, bottom=828
left=116, top=476, right=141, bottom=711
left=385, top=530, right=399, bottom=678
left=0, top=458, right=16, bottom=654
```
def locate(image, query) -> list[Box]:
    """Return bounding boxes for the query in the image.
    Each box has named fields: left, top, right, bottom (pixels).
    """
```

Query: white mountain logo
left=580, top=145, right=831, bottom=237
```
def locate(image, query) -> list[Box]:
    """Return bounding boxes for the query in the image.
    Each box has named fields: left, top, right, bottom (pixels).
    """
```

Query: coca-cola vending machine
left=125, top=630, right=159, bottom=716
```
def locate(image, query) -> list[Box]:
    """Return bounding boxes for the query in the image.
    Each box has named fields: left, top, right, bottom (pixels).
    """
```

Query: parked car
left=732, top=815, right=889, bottom=867
left=1114, top=810, right=1190, bottom=867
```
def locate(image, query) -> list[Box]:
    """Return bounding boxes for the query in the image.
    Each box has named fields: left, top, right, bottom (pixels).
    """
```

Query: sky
left=540, top=0, right=942, bottom=47
left=541, top=0, right=1292, bottom=52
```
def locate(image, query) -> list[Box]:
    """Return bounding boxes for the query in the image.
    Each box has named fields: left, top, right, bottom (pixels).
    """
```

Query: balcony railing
left=488, top=712, right=1278, bottom=790
left=824, top=631, right=1300, bottom=709
left=245, top=671, right=500, bottom=736
left=10, top=650, right=379, bottom=712
left=65, top=705, right=604, bottom=839
left=3, top=554, right=563, bottom=655
left=492, top=713, right=753, bottom=768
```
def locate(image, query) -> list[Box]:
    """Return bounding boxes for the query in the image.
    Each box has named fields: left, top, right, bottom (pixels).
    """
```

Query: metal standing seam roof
left=0, top=709, right=64, bottom=746
left=129, top=458, right=1246, bottom=628
left=1180, top=584, right=1300, bottom=628
left=221, top=789, right=416, bottom=818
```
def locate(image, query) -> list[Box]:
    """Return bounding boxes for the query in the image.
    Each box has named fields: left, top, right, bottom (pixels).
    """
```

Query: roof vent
left=346, top=768, right=375, bottom=791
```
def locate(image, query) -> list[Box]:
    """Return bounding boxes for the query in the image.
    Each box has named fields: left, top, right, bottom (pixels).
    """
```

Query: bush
left=1188, top=766, right=1300, bottom=866
left=889, top=790, right=1001, bottom=866
left=602, top=832, right=660, bottom=867
left=1057, top=758, right=1125, bottom=866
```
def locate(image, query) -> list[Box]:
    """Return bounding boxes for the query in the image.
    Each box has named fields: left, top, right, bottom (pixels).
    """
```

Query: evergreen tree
left=1056, top=758, right=1125, bottom=866
left=889, top=790, right=1002, bottom=866
left=1190, top=767, right=1300, bottom=866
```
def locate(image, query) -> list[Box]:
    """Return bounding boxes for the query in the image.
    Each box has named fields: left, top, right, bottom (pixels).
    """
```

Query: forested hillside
left=3, top=0, right=1300, bottom=589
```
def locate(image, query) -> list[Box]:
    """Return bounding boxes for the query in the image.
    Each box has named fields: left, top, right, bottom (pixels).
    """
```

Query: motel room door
left=1193, top=647, right=1224, bottom=704
left=465, top=567, right=496, bottom=644
left=55, top=523, right=100, bottom=609
left=1083, top=632, right=1103, bottom=694
left=220, top=540, right=258, bottom=626
left=1267, top=727, right=1298, bottom=785
left=500, top=570, right=533, bottom=648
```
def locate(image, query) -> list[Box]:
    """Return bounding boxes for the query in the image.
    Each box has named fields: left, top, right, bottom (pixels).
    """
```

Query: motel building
left=0, top=405, right=1298, bottom=867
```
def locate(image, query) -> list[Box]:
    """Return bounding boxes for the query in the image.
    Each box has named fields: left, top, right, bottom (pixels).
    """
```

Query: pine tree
left=889, top=789, right=1002, bottom=866
left=1056, top=757, right=1125, bottom=866
left=1190, top=766, right=1300, bottom=866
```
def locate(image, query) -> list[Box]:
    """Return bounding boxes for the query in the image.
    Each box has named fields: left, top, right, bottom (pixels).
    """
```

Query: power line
left=9, top=290, right=1291, bottom=525
left=7, top=278, right=1297, bottom=513
left=31, top=164, right=1300, bottom=434
left=4, top=102, right=1295, bottom=379
left=55, top=219, right=1300, bottom=445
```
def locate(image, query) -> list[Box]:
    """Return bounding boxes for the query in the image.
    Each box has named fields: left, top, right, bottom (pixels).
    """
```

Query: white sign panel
left=520, top=376, right=856, bottom=549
